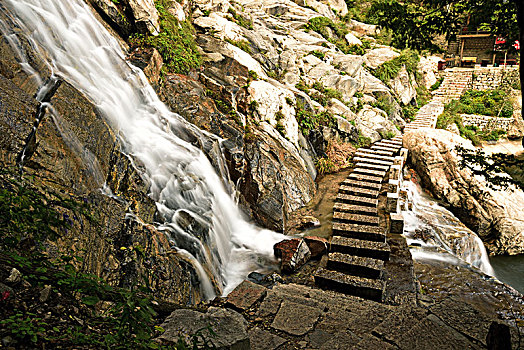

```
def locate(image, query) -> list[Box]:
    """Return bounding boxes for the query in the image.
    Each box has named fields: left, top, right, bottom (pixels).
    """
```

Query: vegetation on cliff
left=130, top=0, right=201, bottom=74
left=0, top=168, right=211, bottom=349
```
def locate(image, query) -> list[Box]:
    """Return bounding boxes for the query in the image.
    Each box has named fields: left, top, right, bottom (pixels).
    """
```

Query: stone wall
left=460, top=114, right=513, bottom=132
left=471, top=66, right=519, bottom=91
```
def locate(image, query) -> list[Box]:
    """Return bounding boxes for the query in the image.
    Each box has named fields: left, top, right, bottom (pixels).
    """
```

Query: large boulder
left=248, top=80, right=300, bottom=146
left=127, top=0, right=160, bottom=35
left=356, top=105, right=400, bottom=143
left=349, top=19, right=380, bottom=36
left=418, top=56, right=440, bottom=89
left=404, top=129, right=524, bottom=255
left=241, top=125, right=316, bottom=231
left=363, top=47, right=400, bottom=69
left=389, top=65, right=417, bottom=105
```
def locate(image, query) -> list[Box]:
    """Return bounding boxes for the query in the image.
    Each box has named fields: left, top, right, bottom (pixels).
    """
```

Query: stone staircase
left=314, top=136, right=406, bottom=302
left=432, top=69, right=473, bottom=104
left=403, top=100, right=444, bottom=132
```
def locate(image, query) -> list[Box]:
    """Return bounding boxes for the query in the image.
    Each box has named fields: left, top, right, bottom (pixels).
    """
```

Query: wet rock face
left=0, top=30, right=197, bottom=304
left=404, top=129, right=524, bottom=255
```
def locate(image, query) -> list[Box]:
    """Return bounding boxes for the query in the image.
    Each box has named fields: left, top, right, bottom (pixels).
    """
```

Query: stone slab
left=159, top=307, right=249, bottom=349
left=333, top=202, right=378, bottom=216
left=351, top=167, right=387, bottom=178
left=354, top=156, right=393, bottom=166
left=330, top=236, right=390, bottom=261
left=355, top=161, right=390, bottom=171
left=271, top=301, right=321, bottom=336
left=332, top=222, right=386, bottom=242
left=339, top=184, right=379, bottom=198
left=226, top=280, right=267, bottom=311
left=248, top=327, right=287, bottom=350
left=327, top=252, right=384, bottom=279
left=357, top=147, right=394, bottom=156
left=314, top=268, right=385, bottom=302
left=342, top=178, right=382, bottom=191
left=336, top=193, right=378, bottom=207
left=333, top=211, right=379, bottom=226
left=348, top=172, right=384, bottom=184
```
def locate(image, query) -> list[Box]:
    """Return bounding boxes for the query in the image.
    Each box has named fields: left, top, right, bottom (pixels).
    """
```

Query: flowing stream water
left=402, top=179, right=495, bottom=276
left=2, top=0, right=286, bottom=299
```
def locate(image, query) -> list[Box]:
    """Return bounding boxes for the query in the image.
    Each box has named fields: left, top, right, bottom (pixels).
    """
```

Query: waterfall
left=2, top=0, right=286, bottom=299
left=402, top=179, right=495, bottom=276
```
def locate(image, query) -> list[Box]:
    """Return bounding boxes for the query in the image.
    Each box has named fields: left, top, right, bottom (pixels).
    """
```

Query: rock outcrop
left=404, top=128, right=524, bottom=255
left=0, top=14, right=198, bottom=304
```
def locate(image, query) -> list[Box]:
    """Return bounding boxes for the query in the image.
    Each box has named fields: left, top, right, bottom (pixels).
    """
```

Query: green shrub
left=225, top=38, right=252, bottom=53
left=371, top=95, right=396, bottom=117
left=316, top=157, right=336, bottom=174
left=310, top=50, right=326, bottom=60
left=457, top=89, right=513, bottom=117
left=227, top=7, right=253, bottom=30
left=430, top=76, right=444, bottom=91
left=371, top=49, right=420, bottom=85
left=295, top=101, right=336, bottom=135
left=130, top=0, right=201, bottom=74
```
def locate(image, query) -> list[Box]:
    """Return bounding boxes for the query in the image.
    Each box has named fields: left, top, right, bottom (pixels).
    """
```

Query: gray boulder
left=159, top=307, right=250, bottom=349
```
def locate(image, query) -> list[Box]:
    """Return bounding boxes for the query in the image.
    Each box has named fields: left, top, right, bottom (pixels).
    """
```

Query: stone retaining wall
left=460, top=114, right=513, bottom=132
left=471, top=66, right=519, bottom=90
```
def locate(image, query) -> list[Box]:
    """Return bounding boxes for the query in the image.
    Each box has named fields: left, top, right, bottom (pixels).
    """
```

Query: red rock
left=304, top=236, right=328, bottom=258
left=226, top=280, right=267, bottom=311
left=274, top=239, right=311, bottom=273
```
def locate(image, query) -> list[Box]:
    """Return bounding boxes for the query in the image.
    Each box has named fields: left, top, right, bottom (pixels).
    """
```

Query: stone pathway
left=404, top=68, right=475, bottom=133
left=432, top=68, right=473, bottom=104
left=313, top=136, right=406, bottom=302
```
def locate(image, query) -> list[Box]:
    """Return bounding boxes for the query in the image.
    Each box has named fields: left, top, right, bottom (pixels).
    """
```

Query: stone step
left=333, top=202, right=378, bottom=216
left=332, top=222, right=386, bottom=242
left=339, top=185, right=379, bottom=198
left=355, top=148, right=394, bottom=157
left=355, top=162, right=390, bottom=172
left=351, top=167, right=387, bottom=178
left=335, top=193, right=378, bottom=207
left=342, top=179, right=382, bottom=191
left=330, top=236, right=390, bottom=261
left=348, top=172, right=384, bottom=184
left=374, top=142, right=402, bottom=150
left=370, top=145, right=399, bottom=154
left=327, top=252, right=384, bottom=279
left=354, top=157, right=393, bottom=166
left=332, top=211, right=379, bottom=226
left=314, top=268, right=385, bottom=302
left=355, top=151, right=395, bottom=162
left=380, top=139, right=403, bottom=146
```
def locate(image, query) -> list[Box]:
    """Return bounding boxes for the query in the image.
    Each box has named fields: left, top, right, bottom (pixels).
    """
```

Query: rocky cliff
left=89, top=0, right=433, bottom=232
left=0, top=0, right=433, bottom=303
left=404, top=129, right=524, bottom=255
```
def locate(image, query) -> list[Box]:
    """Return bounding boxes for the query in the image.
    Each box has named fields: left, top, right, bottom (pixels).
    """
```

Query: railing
left=458, top=27, right=491, bottom=36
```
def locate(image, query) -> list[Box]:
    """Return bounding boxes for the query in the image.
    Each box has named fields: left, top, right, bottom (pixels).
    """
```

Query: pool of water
left=490, top=254, right=524, bottom=295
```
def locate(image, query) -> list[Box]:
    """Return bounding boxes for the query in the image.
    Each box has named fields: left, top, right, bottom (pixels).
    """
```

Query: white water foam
left=402, top=179, right=495, bottom=276
left=3, top=0, right=286, bottom=299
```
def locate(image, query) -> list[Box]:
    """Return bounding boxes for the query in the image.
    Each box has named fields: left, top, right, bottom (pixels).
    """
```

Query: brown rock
left=274, top=239, right=311, bottom=273
left=304, top=236, right=328, bottom=258
left=226, top=280, right=267, bottom=311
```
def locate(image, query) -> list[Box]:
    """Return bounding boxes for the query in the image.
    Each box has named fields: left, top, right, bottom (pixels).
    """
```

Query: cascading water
left=2, top=0, right=286, bottom=299
left=402, top=178, right=495, bottom=276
